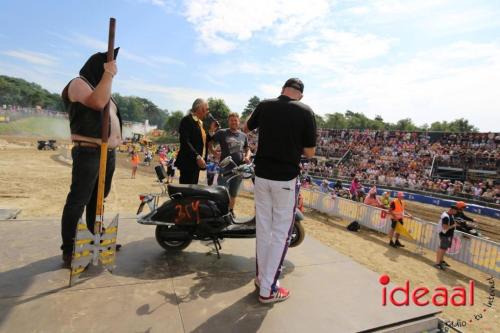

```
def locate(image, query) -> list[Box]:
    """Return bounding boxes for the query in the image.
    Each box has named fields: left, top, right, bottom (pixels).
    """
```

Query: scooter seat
left=167, top=184, right=229, bottom=204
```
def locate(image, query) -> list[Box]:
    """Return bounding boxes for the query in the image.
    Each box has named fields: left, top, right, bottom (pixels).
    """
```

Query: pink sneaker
left=259, top=287, right=290, bottom=304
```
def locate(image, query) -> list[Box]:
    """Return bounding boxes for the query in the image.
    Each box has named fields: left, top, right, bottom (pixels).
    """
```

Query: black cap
left=283, top=78, right=304, bottom=93
left=450, top=204, right=458, bottom=210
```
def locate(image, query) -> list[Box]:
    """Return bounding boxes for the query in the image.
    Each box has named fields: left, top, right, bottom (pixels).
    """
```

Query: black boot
left=62, top=252, right=72, bottom=269
left=395, top=240, right=405, bottom=248
left=389, top=240, right=397, bottom=248
left=434, top=263, right=445, bottom=270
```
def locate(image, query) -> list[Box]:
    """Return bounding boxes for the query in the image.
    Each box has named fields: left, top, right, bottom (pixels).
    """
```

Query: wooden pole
left=94, top=18, right=116, bottom=238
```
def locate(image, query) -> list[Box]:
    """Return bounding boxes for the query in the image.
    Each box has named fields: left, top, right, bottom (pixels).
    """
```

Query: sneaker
left=259, top=287, right=290, bottom=304
left=434, top=263, right=445, bottom=270
left=389, top=240, right=397, bottom=248
left=395, top=240, right=405, bottom=248
left=441, top=260, right=450, bottom=267
left=62, top=252, right=72, bottom=269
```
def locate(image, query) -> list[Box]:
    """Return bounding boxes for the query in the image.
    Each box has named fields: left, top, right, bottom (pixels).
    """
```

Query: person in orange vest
left=388, top=191, right=413, bottom=248
left=131, top=151, right=140, bottom=179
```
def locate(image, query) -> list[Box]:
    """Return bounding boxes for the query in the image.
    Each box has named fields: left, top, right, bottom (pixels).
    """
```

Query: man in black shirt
left=245, top=78, right=316, bottom=304
left=435, top=205, right=458, bottom=270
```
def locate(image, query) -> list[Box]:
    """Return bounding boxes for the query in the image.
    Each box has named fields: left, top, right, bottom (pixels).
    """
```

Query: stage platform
left=0, top=217, right=440, bottom=333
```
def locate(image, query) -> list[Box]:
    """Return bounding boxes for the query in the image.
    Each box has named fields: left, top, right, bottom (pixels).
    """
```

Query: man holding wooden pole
left=60, top=19, right=121, bottom=269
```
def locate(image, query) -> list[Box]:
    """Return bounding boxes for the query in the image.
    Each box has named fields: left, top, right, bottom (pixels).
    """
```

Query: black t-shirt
left=247, top=95, right=317, bottom=181
left=441, top=214, right=455, bottom=237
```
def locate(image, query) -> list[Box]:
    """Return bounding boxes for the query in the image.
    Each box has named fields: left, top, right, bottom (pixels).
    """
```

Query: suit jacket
left=175, top=114, right=211, bottom=170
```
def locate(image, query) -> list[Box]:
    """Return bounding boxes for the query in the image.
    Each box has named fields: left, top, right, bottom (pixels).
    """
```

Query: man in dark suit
left=175, top=98, right=217, bottom=184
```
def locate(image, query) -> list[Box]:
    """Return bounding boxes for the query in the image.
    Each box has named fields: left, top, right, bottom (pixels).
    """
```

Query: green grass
left=0, top=117, right=70, bottom=138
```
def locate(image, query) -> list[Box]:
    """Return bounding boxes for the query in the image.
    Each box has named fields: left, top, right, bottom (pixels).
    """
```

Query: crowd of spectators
left=302, top=129, right=499, bottom=204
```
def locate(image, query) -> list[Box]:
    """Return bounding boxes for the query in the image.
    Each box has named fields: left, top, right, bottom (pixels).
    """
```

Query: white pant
left=255, top=176, right=297, bottom=297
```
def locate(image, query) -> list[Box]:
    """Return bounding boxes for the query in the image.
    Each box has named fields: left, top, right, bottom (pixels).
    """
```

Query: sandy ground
left=0, top=135, right=498, bottom=332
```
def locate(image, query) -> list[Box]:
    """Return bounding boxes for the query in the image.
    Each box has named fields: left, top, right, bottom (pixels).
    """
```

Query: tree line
left=0, top=75, right=167, bottom=127
left=314, top=110, right=478, bottom=132
left=234, top=97, right=478, bottom=133
left=0, top=75, right=63, bottom=111
left=1, top=75, right=479, bottom=133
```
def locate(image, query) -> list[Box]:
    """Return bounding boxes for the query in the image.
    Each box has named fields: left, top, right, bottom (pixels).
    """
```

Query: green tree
left=394, top=118, right=418, bottom=131
left=0, top=75, right=63, bottom=110
left=428, top=119, right=478, bottom=132
left=207, top=97, right=231, bottom=128
left=448, top=118, right=478, bottom=132
left=242, top=96, right=260, bottom=119
left=112, top=93, right=167, bottom=126
left=315, top=114, right=325, bottom=128
left=164, top=110, right=184, bottom=132
left=429, top=121, right=448, bottom=132
left=325, top=113, right=347, bottom=129
left=344, top=110, right=372, bottom=129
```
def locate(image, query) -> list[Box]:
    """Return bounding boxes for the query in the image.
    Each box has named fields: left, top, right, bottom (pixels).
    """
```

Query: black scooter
left=136, top=157, right=305, bottom=257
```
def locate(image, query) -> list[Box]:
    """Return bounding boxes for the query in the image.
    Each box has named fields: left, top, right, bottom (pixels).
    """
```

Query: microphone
left=207, top=113, right=220, bottom=128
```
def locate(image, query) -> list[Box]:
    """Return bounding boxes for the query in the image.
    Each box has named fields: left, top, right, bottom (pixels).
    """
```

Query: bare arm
left=68, top=61, right=116, bottom=110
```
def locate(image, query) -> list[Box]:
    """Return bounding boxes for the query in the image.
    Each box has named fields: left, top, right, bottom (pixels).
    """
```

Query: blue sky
left=1, top=0, right=499, bottom=131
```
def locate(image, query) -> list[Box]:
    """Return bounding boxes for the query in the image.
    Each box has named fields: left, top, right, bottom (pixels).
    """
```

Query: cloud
left=0, top=60, right=68, bottom=93
left=150, top=0, right=168, bottom=6
left=49, top=32, right=184, bottom=67
left=184, top=0, right=331, bottom=53
left=418, top=7, right=500, bottom=35
left=289, top=30, right=395, bottom=71
left=307, top=41, right=500, bottom=131
left=117, top=78, right=249, bottom=112
left=142, top=0, right=177, bottom=11
left=1, top=50, right=58, bottom=66
left=149, top=55, right=185, bottom=66
left=368, top=0, right=450, bottom=15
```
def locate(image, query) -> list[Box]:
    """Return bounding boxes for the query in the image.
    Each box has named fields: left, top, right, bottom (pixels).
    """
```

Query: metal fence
left=241, top=180, right=500, bottom=277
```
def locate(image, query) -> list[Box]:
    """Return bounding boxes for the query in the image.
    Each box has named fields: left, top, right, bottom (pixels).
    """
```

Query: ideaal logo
left=379, top=274, right=474, bottom=306
left=380, top=274, right=496, bottom=331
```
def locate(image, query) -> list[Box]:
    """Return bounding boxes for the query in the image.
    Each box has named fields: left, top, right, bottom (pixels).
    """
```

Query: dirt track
left=0, top=135, right=498, bottom=333
left=404, top=201, right=500, bottom=242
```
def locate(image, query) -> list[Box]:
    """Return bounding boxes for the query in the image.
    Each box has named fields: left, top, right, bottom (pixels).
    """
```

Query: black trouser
left=207, top=173, right=215, bottom=186
left=179, top=166, right=200, bottom=184
left=60, top=146, right=115, bottom=254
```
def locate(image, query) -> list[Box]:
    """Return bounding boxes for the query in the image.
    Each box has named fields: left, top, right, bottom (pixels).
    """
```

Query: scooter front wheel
left=155, top=225, right=192, bottom=251
left=289, top=221, right=305, bottom=248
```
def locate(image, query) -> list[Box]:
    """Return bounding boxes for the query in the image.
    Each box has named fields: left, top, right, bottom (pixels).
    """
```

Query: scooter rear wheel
left=155, top=225, right=192, bottom=251
left=289, top=221, right=305, bottom=248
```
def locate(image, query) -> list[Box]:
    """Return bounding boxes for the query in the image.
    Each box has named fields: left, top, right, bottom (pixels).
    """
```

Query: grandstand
left=305, top=129, right=499, bottom=205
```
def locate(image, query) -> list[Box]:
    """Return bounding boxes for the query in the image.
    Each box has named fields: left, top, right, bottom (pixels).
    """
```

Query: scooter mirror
left=220, top=156, right=233, bottom=168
